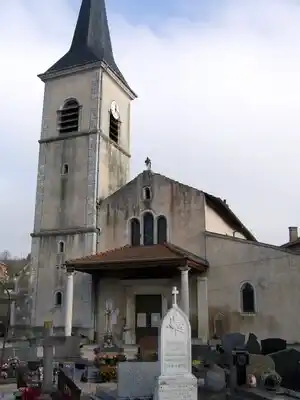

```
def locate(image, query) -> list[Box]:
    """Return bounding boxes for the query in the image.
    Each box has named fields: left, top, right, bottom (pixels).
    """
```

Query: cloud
left=0, top=0, right=300, bottom=255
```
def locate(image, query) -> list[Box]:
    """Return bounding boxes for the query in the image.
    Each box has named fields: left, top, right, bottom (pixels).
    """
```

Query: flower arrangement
left=93, top=353, right=127, bottom=382
left=94, top=353, right=126, bottom=368
left=0, top=356, right=20, bottom=379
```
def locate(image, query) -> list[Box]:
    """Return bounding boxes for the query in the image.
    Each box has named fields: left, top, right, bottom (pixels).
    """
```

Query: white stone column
left=10, top=299, right=16, bottom=328
left=179, top=266, right=190, bottom=318
left=197, top=276, right=209, bottom=343
left=64, top=269, right=74, bottom=336
left=124, top=290, right=135, bottom=344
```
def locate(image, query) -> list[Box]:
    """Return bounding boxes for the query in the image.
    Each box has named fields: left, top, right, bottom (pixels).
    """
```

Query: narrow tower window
left=58, top=99, right=80, bottom=134
left=241, top=282, right=255, bottom=313
left=157, top=216, right=167, bottom=244
left=143, top=212, right=154, bottom=245
left=109, top=112, right=120, bottom=143
left=62, top=163, right=69, bottom=175
left=55, top=291, right=63, bottom=307
left=143, top=187, right=152, bottom=201
left=58, top=241, right=65, bottom=253
left=130, top=218, right=140, bottom=246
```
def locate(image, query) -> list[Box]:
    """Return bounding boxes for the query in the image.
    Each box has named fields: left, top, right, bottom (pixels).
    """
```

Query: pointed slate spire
left=43, top=0, right=132, bottom=92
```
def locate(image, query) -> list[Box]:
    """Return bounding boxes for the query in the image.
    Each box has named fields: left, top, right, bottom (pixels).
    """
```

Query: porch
left=64, top=243, right=210, bottom=345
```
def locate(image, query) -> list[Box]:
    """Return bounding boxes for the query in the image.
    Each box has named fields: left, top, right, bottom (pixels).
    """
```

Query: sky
left=1, top=0, right=300, bottom=256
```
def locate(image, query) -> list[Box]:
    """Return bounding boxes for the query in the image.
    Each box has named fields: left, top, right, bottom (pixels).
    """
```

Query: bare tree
left=0, top=250, right=11, bottom=261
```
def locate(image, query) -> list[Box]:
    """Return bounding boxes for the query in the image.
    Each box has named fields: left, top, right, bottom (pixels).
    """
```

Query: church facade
left=29, top=0, right=300, bottom=345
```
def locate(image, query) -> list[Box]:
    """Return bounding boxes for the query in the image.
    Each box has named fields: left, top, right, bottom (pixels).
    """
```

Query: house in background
left=280, top=227, right=300, bottom=253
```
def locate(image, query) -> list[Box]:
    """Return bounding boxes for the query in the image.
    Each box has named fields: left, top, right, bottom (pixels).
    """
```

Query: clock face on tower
left=110, top=100, right=120, bottom=120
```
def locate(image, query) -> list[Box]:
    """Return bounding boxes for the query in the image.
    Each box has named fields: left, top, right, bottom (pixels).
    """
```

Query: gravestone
left=246, top=333, right=261, bottom=354
left=270, top=348, right=300, bottom=391
left=221, top=332, right=246, bottom=354
left=261, top=338, right=286, bottom=355
left=154, top=286, right=197, bottom=400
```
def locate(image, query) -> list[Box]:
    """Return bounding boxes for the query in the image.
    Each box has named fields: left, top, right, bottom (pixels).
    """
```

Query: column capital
left=66, top=265, right=75, bottom=274
left=178, top=266, right=191, bottom=273
left=197, top=276, right=208, bottom=282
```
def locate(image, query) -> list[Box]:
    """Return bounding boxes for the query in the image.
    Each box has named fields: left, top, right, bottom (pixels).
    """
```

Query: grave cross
left=172, top=286, right=179, bottom=306
left=104, top=299, right=114, bottom=334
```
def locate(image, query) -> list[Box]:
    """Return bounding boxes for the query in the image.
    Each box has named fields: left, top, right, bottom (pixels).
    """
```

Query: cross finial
left=172, top=286, right=179, bottom=306
left=145, top=157, right=152, bottom=171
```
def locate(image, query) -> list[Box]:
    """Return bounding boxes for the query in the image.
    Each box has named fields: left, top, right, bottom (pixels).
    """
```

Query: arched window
left=58, top=99, right=80, bottom=134
left=241, top=282, right=255, bottom=313
left=130, top=218, right=140, bottom=246
left=55, top=291, right=63, bottom=307
left=143, top=212, right=154, bottom=245
left=109, top=112, right=120, bottom=144
left=157, top=216, right=167, bottom=244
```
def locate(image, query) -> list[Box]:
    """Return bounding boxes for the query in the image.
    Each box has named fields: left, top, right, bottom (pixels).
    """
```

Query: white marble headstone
left=154, top=287, right=197, bottom=400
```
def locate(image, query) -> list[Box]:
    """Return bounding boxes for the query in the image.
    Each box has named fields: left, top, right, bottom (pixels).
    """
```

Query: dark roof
left=42, top=0, right=134, bottom=93
left=66, top=243, right=209, bottom=271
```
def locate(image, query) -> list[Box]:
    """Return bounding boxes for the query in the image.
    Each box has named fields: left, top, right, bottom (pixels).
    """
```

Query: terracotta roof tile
left=66, top=242, right=208, bottom=268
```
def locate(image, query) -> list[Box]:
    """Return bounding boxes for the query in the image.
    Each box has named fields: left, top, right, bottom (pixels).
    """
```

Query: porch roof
left=65, top=242, right=209, bottom=273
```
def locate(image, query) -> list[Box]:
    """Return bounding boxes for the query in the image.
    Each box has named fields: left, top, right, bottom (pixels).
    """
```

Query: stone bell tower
left=29, top=0, right=136, bottom=335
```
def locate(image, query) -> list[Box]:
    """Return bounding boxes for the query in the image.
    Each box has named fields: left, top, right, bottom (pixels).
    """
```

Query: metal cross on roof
left=145, top=157, right=152, bottom=171
left=172, top=286, right=179, bottom=306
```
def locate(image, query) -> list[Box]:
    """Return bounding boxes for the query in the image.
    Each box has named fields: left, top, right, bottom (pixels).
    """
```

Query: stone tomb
left=154, top=286, right=197, bottom=400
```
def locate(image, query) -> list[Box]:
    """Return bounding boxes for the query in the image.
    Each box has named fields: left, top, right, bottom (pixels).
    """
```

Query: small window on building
left=130, top=218, right=140, bottom=246
left=157, top=216, right=167, bottom=244
left=58, top=99, right=80, bottom=134
left=62, top=164, right=69, bottom=175
left=55, top=291, right=63, bottom=307
left=58, top=241, right=65, bottom=253
left=143, top=212, right=154, bottom=245
left=143, top=186, right=152, bottom=201
left=241, top=282, right=255, bottom=313
left=109, top=112, right=120, bottom=144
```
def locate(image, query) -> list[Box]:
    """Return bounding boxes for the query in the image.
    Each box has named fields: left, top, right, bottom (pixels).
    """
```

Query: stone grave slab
left=204, top=364, right=226, bottom=392
left=117, top=361, right=159, bottom=399
left=54, top=336, right=81, bottom=359
left=154, top=286, right=197, bottom=400
left=246, top=333, right=261, bottom=354
left=261, top=338, right=286, bottom=355
left=221, top=332, right=246, bottom=354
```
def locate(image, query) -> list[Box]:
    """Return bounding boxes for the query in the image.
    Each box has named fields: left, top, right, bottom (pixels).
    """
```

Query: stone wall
left=205, top=232, right=300, bottom=342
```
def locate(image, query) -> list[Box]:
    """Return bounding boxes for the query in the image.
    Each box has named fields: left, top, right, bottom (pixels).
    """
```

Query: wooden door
left=135, top=294, right=162, bottom=344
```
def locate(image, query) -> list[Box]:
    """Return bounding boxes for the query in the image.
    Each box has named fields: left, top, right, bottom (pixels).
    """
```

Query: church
left=28, top=0, right=300, bottom=346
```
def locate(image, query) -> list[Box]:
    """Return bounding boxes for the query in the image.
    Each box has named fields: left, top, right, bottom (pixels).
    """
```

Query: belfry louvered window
left=58, top=99, right=80, bottom=134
